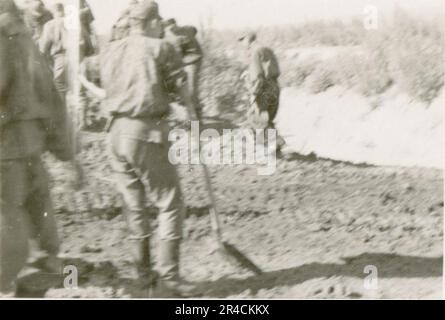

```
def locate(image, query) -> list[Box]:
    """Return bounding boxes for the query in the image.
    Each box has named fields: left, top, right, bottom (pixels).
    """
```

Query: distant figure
left=239, top=32, right=281, bottom=130
left=23, top=0, right=53, bottom=43
left=164, top=19, right=204, bottom=119
left=39, top=1, right=94, bottom=128
left=79, top=0, right=95, bottom=37
left=239, top=31, right=287, bottom=152
left=39, top=2, right=70, bottom=96
left=0, top=0, right=79, bottom=297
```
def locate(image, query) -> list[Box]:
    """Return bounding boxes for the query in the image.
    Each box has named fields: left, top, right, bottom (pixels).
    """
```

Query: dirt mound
left=276, top=87, right=444, bottom=168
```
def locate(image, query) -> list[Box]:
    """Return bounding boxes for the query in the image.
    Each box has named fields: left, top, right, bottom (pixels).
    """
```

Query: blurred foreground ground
left=37, top=128, right=443, bottom=299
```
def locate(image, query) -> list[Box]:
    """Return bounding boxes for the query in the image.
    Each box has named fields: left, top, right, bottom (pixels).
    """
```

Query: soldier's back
left=0, top=13, right=70, bottom=160
left=250, top=45, right=280, bottom=80
left=100, top=34, right=173, bottom=119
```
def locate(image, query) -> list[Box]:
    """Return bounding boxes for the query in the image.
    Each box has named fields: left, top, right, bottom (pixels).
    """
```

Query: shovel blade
left=220, top=242, right=263, bottom=275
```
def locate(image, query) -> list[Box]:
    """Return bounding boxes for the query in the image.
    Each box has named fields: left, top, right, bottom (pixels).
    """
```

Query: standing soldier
left=77, top=0, right=97, bottom=129
left=39, top=1, right=94, bottom=127
left=239, top=32, right=281, bottom=130
left=239, top=31, right=286, bottom=152
left=79, top=0, right=95, bottom=39
left=98, top=0, right=196, bottom=297
left=0, top=0, right=79, bottom=297
left=39, top=2, right=69, bottom=97
left=164, top=19, right=204, bottom=119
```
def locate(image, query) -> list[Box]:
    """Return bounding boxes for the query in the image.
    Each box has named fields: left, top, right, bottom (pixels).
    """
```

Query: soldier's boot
left=155, top=240, right=197, bottom=298
left=27, top=239, right=63, bottom=275
left=0, top=284, right=16, bottom=299
left=133, top=237, right=158, bottom=290
left=0, top=271, right=17, bottom=298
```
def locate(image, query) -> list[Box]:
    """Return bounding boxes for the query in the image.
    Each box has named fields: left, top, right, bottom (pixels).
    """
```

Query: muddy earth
left=31, top=129, right=443, bottom=299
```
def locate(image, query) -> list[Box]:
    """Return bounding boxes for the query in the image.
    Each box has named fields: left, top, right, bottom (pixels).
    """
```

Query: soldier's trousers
left=109, top=118, right=185, bottom=242
left=0, top=156, right=60, bottom=292
left=255, top=80, right=280, bottom=129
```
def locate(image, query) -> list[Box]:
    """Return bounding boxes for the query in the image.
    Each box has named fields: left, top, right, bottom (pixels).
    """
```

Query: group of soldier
left=0, top=0, right=281, bottom=298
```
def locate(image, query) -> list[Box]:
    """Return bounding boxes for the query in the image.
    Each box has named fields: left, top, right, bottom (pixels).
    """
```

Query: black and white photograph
left=0, top=0, right=443, bottom=303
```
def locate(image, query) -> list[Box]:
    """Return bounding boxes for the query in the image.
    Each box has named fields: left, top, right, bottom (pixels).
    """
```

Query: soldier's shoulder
left=177, top=26, right=198, bottom=38
left=254, top=45, right=274, bottom=54
left=159, top=38, right=175, bottom=48
left=0, top=12, right=25, bottom=37
left=253, top=45, right=278, bottom=59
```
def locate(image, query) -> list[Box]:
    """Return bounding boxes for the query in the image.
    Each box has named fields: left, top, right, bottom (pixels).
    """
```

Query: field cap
left=238, top=31, right=256, bottom=42
left=130, top=0, right=161, bottom=21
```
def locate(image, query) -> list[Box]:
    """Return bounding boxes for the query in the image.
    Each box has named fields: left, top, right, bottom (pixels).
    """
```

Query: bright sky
left=42, top=0, right=444, bottom=34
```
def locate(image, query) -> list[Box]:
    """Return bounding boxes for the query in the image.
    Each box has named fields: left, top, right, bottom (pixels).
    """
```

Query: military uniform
left=100, top=25, right=188, bottom=290
left=80, top=0, right=95, bottom=39
left=39, top=9, right=94, bottom=129
left=39, top=13, right=94, bottom=95
left=0, top=9, right=73, bottom=293
left=39, top=17, right=67, bottom=95
left=245, top=42, right=281, bottom=129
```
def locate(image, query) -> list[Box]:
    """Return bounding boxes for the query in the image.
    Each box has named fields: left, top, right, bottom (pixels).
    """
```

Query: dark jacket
left=0, top=13, right=73, bottom=161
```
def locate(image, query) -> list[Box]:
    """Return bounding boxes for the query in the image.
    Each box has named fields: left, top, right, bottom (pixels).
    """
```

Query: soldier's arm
left=249, top=48, right=265, bottom=98
left=80, top=27, right=95, bottom=58
left=161, top=41, right=187, bottom=94
left=160, top=41, right=199, bottom=118
left=46, top=87, right=76, bottom=161
left=39, top=22, right=52, bottom=56
left=181, top=28, right=203, bottom=66
left=79, top=60, right=106, bottom=100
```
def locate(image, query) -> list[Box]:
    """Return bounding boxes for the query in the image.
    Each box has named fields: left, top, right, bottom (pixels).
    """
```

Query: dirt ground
left=31, top=128, right=443, bottom=299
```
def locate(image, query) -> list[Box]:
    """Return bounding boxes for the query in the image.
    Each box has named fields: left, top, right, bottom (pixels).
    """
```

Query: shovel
left=200, top=164, right=263, bottom=275
left=186, top=103, right=263, bottom=275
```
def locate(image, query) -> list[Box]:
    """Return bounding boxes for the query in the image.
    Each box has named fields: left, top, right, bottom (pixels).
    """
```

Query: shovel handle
left=184, top=101, right=224, bottom=241
left=200, top=163, right=223, bottom=239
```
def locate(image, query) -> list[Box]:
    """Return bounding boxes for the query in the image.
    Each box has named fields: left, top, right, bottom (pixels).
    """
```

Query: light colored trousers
left=109, top=118, right=185, bottom=242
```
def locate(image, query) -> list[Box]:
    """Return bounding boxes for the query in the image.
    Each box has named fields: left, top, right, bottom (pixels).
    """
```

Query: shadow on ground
left=18, top=253, right=441, bottom=298
left=193, top=253, right=442, bottom=297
